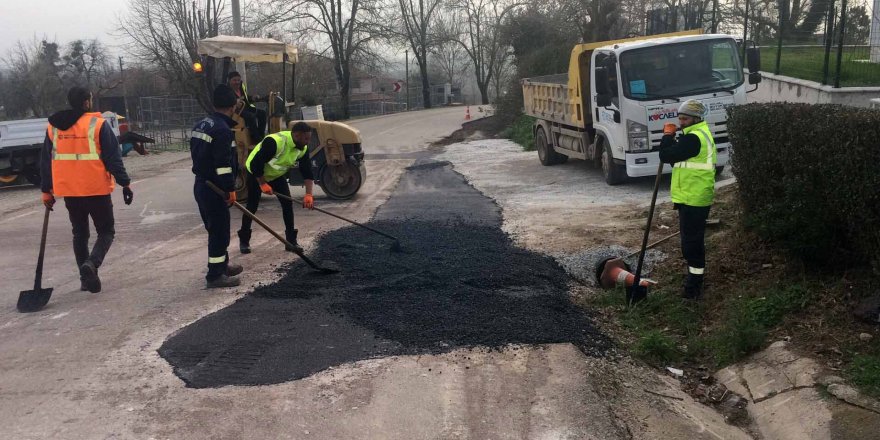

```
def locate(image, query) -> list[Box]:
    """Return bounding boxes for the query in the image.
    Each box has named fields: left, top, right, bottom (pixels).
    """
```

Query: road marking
left=0, top=209, right=38, bottom=224
left=138, top=224, right=204, bottom=259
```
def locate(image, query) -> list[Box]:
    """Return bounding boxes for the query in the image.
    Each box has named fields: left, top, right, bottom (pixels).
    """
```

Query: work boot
left=682, top=274, right=704, bottom=300
left=206, top=274, right=241, bottom=289
left=226, top=263, right=243, bottom=277
left=80, top=280, right=88, bottom=291
left=238, top=229, right=252, bottom=254
left=79, top=260, right=102, bottom=293
left=285, top=228, right=303, bottom=253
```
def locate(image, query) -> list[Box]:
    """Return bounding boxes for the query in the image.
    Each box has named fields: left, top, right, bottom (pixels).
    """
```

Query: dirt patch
left=430, top=115, right=507, bottom=147
left=159, top=161, right=610, bottom=388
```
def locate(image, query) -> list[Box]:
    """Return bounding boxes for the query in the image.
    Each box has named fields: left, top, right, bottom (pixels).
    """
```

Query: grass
left=759, top=45, right=880, bottom=87
left=589, top=186, right=830, bottom=371
left=847, top=352, right=880, bottom=399
left=501, top=114, right=536, bottom=151
left=605, top=281, right=815, bottom=368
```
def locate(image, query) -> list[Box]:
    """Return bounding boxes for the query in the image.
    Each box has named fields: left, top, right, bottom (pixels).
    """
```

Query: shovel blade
left=17, top=288, right=53, bottom=313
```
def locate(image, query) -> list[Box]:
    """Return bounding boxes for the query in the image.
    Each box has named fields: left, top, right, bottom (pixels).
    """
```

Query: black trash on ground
left=160, top=161, right=611, bottom=388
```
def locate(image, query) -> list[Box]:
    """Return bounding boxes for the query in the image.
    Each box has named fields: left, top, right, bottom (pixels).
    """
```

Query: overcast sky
left=0, top=0, right=128, bottom=59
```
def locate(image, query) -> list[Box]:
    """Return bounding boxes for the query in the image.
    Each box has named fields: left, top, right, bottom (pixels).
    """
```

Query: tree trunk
left=340, top=67, right=351, bottom=120
left=420, top=56, right=432, bottom=109
left=478, top=81, right=490, bottom=105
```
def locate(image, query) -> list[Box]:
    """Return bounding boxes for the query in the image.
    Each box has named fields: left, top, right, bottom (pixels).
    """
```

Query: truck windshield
left=619, top=39, right=743, bottom=101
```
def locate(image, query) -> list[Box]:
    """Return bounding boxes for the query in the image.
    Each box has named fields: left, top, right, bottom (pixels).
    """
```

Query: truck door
left=593, top=51, right=621, bottom=125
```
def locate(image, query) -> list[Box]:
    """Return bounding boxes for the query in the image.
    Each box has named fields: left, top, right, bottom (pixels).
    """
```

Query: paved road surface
left=0, top=107, right=741, bottom=439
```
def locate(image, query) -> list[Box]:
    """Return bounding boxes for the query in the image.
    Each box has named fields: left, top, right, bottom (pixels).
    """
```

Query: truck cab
left=522, top=31, right=762, bottom=185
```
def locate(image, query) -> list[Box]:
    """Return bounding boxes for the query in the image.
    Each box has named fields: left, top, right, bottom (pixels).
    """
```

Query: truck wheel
left=23, top=167, right=41, bottom=186
left=601, top=141, right=627, bottom=185
left=536, top=127, right=566, bottom=166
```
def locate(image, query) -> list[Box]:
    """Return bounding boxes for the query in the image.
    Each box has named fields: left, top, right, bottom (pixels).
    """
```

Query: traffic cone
left=464, top=106, right=471, bottom=121
left=598, top=258, right=654, bottom=289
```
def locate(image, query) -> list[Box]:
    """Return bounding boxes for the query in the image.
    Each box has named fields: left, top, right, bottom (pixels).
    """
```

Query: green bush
left=728, top=103, right=880, bottom=269
left=502, top=114, right=536, bottom=151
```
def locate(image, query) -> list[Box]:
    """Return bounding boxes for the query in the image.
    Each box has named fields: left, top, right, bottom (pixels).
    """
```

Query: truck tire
left=536, top=127, right=566, bottom=166
left=601, top=140, right=627, bottom=185
left=23, top=167, right=41, bottom=186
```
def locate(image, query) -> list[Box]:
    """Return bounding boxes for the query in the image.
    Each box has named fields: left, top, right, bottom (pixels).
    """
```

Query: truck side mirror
left=749, top=72, right=763, bottom=85
left=595, top=67, right=612, bottom=107
left=746, top=47, right=761, bottom=73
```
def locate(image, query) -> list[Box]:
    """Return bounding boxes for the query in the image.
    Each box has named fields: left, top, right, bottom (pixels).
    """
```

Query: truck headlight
left=627, top=120, right=650, bottom=153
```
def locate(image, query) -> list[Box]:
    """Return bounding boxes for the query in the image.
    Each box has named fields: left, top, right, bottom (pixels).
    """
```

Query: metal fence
left=757, top=0, right=880, bottom=87
left=644, top=0, right=880, bottom=87
left=138, top=95, right=206, bottom=151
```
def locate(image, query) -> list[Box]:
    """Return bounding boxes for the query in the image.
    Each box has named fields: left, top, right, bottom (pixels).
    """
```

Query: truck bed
left=521, top=74, right=588, bottom=129
left=0, top=118, right=48, bottom=150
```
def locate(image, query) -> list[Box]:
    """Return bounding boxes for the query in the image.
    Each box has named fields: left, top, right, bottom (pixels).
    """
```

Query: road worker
left=191, top=85, right=244, bottom=288
left=659, top=99, right=716, bottom=300
left=227, top=71, right=266, bottom=144
left=40, top=86, right=134, bottom=293
left=237, top=121, right=315, bottom=254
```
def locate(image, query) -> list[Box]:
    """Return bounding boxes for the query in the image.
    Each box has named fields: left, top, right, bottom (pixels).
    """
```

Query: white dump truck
left=521, top=30, right=762, bottom=185
left=0, top=112, right=135, bottom=186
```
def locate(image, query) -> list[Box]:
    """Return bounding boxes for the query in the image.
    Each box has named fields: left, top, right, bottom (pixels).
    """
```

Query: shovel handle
left=274, top=192, right=400, bottom=243
left=204, top=181, right=326, bottom=271
left=33, top=206, right=51, bottom=290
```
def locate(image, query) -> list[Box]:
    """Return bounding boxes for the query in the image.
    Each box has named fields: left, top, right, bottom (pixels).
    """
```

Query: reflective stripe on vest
left=670, top=121, right=716, bottom=207
left=192, top=131, right=213, bottom=143
left=52, top=116, right=101, bottom=161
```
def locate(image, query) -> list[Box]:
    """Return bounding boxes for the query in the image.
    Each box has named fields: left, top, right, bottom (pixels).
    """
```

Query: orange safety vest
left=47, top=112, right=114, bottom=197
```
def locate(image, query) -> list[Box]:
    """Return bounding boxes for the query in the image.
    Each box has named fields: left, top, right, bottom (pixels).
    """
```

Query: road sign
left=393, top=81, right=401, bottom=92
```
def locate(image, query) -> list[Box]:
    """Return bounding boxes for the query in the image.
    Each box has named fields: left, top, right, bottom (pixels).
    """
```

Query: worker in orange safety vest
left=40, top=86, right=134, bottom=293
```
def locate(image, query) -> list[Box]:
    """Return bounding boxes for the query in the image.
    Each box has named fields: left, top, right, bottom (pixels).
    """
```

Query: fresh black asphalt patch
left=160, top=161, right=611, bottom=388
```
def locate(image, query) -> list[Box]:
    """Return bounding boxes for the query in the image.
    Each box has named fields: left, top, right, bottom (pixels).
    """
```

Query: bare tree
left=2, top=38, right=65, bottom=117
left=61, top=39, right=122, bottom=105
left=431, top=10, right=470, bottom=88
left=119, top=0, right=225, bottom=111
left=393, top=0, right=445, bottom=108
left=256, top=0, right=386, bottom=119
left=450, top=0, right=522, bottom=104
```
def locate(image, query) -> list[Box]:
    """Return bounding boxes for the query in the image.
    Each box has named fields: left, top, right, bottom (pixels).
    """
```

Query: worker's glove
left=226, top=191, right=236, bottom=207
left=122, top=186, right=134, bottom=205
left=663, top=123, right=678, bottom=136
left=303, top=194, right=314, bottom=210
left=41, top=192, right=55, bottom=211
left=260, top=182, right=273, bottom=195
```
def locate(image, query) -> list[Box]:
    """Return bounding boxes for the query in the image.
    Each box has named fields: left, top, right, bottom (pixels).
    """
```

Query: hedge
left=727, top=103, right=880, bottom=270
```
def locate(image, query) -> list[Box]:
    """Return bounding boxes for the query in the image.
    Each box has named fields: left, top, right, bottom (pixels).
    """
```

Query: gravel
left=556, top=246, right=668, bottom=286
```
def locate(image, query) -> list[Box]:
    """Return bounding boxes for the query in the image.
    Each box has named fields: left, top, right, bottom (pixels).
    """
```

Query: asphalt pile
left=160, top=161, right=610, bottom=388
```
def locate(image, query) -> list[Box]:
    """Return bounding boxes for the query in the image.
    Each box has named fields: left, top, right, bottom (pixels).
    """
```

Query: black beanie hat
left=213, top=84, right=237, bottom=109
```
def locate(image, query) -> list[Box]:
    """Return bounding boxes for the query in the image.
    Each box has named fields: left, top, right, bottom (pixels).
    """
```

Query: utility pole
left=118, top=56, right=131, bottom=119
left=231, top=0, right=246, bottom=83
left=405, top=50, right=410, bottom=111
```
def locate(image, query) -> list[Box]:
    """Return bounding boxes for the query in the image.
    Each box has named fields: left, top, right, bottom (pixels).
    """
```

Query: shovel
left=18, top=207, right=54, bottom=312
left=274, top=192, right=404, bottom=253
left=626, top=160, right=666, bottom=306
left=205, top=181, right=338, bottom=274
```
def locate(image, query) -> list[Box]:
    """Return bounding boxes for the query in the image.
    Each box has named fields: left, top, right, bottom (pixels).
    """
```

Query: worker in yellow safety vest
left=659, top=99, right=717, bottom=300
left=238, top=121, right=316, bottom=254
